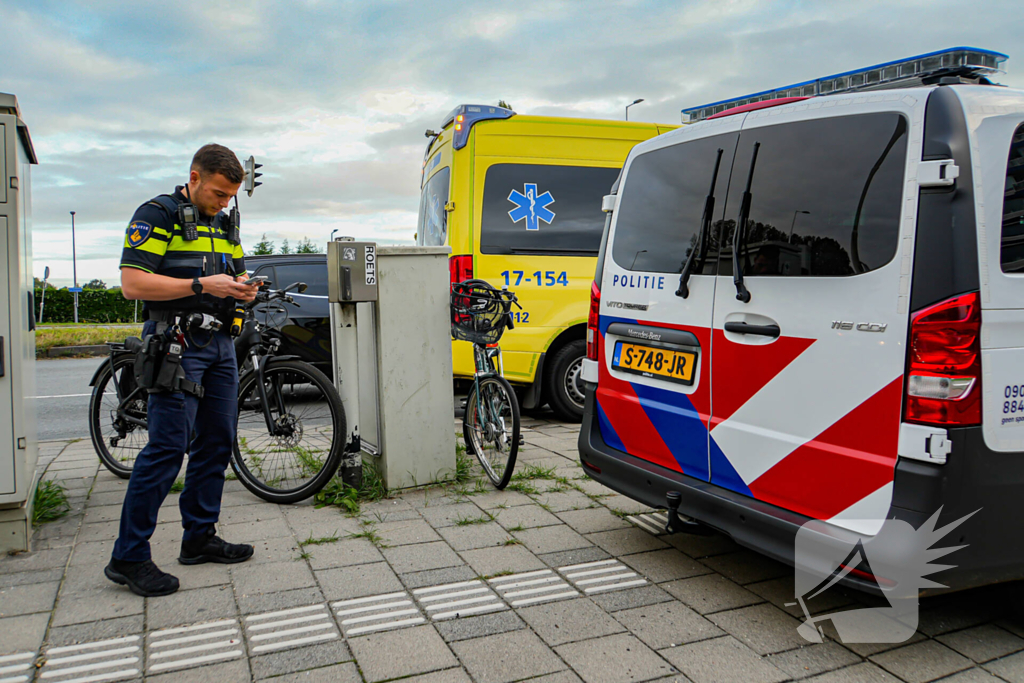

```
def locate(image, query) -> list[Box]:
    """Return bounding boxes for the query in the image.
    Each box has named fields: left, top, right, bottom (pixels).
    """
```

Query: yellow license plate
left=612, top=341, right=697, bottom=385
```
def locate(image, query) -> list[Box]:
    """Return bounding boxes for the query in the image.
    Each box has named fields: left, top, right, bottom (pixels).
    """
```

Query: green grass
left=506, top=480, right=540, bottom=496
left=169, top=478, right=185, bottom=493
left=511, top=464, right=558, bottom=481
left=454, top=513, right=494, bottom=526
left=296, top=551, right=312, bottom=560
left=36, top=325, right=143, bottom=357
left=32, top=480, right=70, bottom=525
left=502, top=537, right=522, bottom=546
left=314, top=460, right=387, bottom=516
left=505, top=524, right=526, bottom=533
left=348, top=528, right=386, bottom=548
left=301, top=532, right=340, bottom=546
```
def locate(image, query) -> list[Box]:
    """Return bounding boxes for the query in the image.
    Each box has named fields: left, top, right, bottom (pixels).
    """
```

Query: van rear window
left=719, top=113, right=907, bottom=277
left=480, top=164, right=620, bottom=256
left=612, top=132, right=738, bottom=273
left=1001, top=124, right=1024, bottom=273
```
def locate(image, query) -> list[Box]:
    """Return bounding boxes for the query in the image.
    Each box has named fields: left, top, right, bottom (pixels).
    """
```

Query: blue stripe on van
left=597, top=400, right=626, bottom=454
left=630, top=382, right=710, bottom=481
left=709, top=435, right=753, bottom=497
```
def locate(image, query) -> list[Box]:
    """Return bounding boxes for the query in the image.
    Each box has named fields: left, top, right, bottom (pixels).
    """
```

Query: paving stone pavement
left=5, top=418, right=1024, bottom=682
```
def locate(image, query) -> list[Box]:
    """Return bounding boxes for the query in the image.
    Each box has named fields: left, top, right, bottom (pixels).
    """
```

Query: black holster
left=125, top=334, right=204, bottom=398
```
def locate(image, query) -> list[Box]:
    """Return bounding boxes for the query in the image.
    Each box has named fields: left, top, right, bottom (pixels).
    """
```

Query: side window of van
left=275, top=263, right=328, bottom=297
left=480, top=164, right=620, bottom=256
left=417, top=166, right=451, bottom=247
left=719, top=112, right=907, bottom=277
left=611, top=132, right=738, bottom=273
left=1001, top=124, right=1024, bottom=273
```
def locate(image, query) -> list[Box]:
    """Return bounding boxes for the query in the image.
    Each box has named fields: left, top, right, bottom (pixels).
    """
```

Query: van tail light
left=587, top=281, right=601, bottom=361
left=904, top=291, right=982, bottom=426
left=449, top=255, right=473, bottom=285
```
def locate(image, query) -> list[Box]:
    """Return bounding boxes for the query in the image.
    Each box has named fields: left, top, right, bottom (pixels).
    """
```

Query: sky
left=3, top=0, right=1023, bottom=287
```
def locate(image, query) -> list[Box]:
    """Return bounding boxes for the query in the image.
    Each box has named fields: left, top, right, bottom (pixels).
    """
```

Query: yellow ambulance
left=417, top=104, right=674, bottom=420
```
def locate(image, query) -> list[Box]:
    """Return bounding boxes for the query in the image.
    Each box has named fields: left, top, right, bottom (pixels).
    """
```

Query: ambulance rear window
left=1001, top=124, right=1024, bottom=273
left=479, top=164, right=620, bottom=256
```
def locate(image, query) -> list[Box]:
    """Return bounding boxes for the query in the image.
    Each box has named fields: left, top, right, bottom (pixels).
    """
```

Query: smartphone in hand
left=243, top=275, right=270, bottom=286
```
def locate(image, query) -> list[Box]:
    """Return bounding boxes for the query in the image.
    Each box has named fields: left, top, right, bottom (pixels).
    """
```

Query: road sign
left=68, top=287, right=82, bottom=293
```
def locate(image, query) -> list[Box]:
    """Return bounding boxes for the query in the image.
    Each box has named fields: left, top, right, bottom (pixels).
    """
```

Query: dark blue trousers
left=112, top=322, right=238, bottom=562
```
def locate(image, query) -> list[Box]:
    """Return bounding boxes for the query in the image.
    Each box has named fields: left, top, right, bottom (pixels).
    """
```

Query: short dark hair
left=191, top=144, right=244, bottom=184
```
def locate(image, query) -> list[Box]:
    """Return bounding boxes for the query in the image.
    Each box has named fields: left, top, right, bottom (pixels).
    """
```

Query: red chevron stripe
left=597, top=331, right=680, bottom=473
left=747, top=376, right=904, bottom=520
left=710, top=330, right=815, bottom=429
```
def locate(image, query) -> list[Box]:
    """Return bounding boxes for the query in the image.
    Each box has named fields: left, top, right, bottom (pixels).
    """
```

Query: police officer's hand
left=199, top=274, right=257, bottom=301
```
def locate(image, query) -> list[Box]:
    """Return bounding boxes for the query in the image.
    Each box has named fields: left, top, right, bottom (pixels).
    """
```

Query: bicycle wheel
left=232, top=359, right=346, bottom=504
left=89, top=354, right=148, bottom=479
left=464, top=376, right=520, bottom=489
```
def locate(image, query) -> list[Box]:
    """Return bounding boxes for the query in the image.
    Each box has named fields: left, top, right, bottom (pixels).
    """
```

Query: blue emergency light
left=682, top=47, right=1008, bottom=123
left=442, top=104, right=515, bottom=150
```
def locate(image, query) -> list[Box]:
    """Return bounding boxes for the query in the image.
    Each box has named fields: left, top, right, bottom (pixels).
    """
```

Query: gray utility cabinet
left=0, top=93, right=39, bottom=553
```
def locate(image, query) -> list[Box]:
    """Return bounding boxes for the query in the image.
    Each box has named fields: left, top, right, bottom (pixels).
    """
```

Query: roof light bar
left=442, top=104, right=515, bottom=150
left=681, top=47, right=1008, bottom=123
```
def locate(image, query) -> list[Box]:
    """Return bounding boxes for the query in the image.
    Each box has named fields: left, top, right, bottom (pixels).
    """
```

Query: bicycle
left=88, top=282, right=347, bottom=504
left=451, top=279, right=521, bottom=489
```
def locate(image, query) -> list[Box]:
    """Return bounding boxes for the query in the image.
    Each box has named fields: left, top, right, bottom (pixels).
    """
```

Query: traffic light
left=244, top=155, right=263, bottom=197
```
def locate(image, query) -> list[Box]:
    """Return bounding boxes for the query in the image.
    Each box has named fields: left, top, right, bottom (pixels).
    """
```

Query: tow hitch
left=665, top=491, right=714, bottom=536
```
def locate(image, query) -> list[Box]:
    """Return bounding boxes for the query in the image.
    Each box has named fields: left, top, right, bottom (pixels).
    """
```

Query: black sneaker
left=104, top=559, right=180, bottom=597
left=178, top=533, right=254, bottom=565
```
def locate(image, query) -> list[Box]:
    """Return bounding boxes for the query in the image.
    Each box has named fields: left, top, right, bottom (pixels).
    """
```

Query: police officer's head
left=187, top=144, right=244, bottom=217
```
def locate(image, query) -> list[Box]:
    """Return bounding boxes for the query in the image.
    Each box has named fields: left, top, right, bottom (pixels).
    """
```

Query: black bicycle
left=88, top=283, right=347, bottom=504
left=451, top=280, right=521, bottom=489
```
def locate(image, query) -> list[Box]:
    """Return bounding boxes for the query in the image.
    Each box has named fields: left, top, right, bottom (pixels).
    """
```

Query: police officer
left=105, top=144, right=259, bottom=597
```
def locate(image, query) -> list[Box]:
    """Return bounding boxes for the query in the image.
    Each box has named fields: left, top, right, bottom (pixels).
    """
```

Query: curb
left=44, top=344, right=109, bottom=358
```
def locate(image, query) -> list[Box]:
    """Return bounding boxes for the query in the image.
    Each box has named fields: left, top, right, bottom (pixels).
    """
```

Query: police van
left=417, top=106, right=673, bottom=420
left=579, top=48, right=1024, bottom=592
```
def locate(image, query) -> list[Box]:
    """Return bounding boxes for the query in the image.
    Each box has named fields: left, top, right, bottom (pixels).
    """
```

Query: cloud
left=6, top=0, right=1024, bottom=286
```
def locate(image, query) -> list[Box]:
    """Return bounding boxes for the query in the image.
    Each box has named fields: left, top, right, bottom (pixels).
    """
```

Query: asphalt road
left=33, top=356, right=100, bottom=442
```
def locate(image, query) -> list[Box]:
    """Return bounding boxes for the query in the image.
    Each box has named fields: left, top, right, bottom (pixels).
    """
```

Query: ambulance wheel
left=546, top=340, right=586, bottom=423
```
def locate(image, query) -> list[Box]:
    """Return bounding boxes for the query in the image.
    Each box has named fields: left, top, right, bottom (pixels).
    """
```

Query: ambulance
left=417, top=106, right=674, bottom=420
left=579, top=48, right=1024, bottom=592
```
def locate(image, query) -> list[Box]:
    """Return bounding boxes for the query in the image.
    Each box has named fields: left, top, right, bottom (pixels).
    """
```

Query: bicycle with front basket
left=87, top=282, right=346, bottom=504
left=451, top=279, right=521, bottom=489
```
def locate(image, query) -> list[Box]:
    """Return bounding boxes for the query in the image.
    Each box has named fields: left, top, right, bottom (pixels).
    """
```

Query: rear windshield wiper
left=733, top=142, right=760, bottom=303
left=676, top=148, right=724, bottom=299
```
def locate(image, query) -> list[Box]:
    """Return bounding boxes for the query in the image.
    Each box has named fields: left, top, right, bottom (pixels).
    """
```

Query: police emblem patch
left=127, top=221, right=152, bottom=247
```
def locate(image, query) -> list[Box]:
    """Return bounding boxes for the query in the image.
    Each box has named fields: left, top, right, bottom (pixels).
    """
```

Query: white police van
left=579, top=48, right=1024, bottom=592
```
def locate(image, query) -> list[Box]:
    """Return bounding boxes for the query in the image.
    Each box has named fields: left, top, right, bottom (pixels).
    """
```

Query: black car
left=245, top=254, right=332, bottom=375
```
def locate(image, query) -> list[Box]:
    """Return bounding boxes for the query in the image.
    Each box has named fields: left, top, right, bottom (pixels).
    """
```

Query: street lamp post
left=331, top=229, right=339, bottom=242
left=625, top=98, right=645, bottom=121
left=70, top=211, right=79, bottom=323
left=789, top=210, right=810, bottom=242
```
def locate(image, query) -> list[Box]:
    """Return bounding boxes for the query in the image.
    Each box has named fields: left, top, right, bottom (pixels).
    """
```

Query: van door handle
left=724, top=322, right=780, bottom=338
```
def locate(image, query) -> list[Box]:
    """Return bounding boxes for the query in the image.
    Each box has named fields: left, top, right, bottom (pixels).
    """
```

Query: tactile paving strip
left=243, top=604, right=339, bottom=654
left=0, top=652, right=35, bottom=683
left=558, top=559, right=648, bottom=594
left=627, top=512, right=668, bottom=535
left=146, top=619, right=243, bottom=675
left=332, top=592, right=425, bottom=636
left=488, top=569, right=578, bottom=607
left=413, top=579, right=506, bottom=621
left=38, top=636, right=141, bottom=683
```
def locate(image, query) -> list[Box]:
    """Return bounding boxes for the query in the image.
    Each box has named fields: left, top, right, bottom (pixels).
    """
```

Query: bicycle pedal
left=517, top=434, right=525, bottom=447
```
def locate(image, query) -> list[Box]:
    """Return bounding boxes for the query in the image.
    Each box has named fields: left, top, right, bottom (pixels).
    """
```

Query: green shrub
left=36, top=288, right=139, bottom=323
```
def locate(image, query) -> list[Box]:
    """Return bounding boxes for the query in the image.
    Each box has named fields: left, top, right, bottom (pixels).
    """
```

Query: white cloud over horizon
left=6, top=0, right=1023, bottom=286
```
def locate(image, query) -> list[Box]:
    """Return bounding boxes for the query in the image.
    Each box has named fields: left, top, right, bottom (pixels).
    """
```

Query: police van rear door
left=596, top=117, right=742, bottom=480
left=708, top=100, right=919, bottom=534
